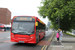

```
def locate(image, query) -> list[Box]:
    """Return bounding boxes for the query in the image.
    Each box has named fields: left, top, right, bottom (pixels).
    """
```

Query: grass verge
left=64, top=33, right=75, bottom=37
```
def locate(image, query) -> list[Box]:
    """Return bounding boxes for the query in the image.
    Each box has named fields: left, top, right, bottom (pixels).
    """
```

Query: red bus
left=11, top=16, right=46, bottom=44
left=0, top=23, right=4, bottom=28
left=0, top=23, right=5, bottom=31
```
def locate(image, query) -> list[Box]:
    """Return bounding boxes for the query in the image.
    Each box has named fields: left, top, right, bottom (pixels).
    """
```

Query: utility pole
left=58, top=0, right=60, bottom=29
left=58, top=15, right=60, bottom=29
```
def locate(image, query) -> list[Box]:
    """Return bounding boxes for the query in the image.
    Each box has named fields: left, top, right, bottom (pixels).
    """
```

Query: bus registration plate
left=19, top=41, right=24, bottom=43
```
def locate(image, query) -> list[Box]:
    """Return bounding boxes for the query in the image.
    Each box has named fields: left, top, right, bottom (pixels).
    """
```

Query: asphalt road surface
left=0, top=29, right=54, bottom=50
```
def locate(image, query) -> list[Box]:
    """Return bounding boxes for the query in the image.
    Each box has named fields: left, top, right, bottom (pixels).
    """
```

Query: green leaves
left=54, top=8, right=58, bottom=10
left=38, top=0, right=75, bottom=31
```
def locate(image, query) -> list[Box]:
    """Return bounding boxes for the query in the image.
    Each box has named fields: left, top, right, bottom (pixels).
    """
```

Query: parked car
left=0, top=23, right=11, bottom=31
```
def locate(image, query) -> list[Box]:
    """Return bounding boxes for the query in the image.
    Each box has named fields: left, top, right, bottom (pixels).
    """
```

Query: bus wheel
left=44, top=33, right=45, bottom=38
left=39, top=36, right=40, bottom=41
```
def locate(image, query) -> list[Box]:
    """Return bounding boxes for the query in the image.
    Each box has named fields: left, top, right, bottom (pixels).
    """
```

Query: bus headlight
left=30, top=36, right=34, bottom=38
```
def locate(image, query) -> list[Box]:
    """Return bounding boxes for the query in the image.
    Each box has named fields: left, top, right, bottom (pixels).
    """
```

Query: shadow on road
left=12, top=43, right=36, bottom=47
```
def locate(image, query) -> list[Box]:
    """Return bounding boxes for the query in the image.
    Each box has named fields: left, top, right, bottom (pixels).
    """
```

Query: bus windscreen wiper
left=12, top=30, right=31, bottom=35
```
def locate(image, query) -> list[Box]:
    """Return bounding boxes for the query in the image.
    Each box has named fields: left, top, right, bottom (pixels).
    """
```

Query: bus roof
left=37, top=18, right=45, bottom=25
left=13, top=15, right=45, bottom=25
left=13, top=15, right=36, bottom=17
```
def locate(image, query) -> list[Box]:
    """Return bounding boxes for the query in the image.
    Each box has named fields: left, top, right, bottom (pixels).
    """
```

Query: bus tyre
left=44, top=34, right=45, bottom=37
left=39, top=36, right=40, bottom=41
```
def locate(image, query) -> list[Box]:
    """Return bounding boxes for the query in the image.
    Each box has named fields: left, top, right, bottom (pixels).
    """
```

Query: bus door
left=36, top=22, right=39, bottom=42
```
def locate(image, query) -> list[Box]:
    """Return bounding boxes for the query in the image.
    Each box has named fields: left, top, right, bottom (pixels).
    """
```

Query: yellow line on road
left=41, top=45, right=45, bottom=50
left=44, top=45, right=48, bottom=50
left=41, top=32, right=55, bottom=50
left=48, top=33, right=55, bottom=41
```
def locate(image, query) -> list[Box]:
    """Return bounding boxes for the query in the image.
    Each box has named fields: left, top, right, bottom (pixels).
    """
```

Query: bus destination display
left=15, top=17, right=35, bottom=21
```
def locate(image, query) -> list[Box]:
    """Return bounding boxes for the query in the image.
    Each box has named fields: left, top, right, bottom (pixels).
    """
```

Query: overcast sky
left=0, top=0, right=49, bottom=25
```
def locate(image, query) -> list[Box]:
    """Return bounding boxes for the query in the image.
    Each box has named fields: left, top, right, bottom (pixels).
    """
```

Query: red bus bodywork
left=0, top=23, right=5, bottom=31
left=0, top=23, right=4, bottom=28
left=11, top=16, right=45, bottom=44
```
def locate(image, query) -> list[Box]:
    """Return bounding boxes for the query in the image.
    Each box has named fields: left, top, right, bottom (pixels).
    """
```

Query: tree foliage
left=38, top=0, right=75, bottom=31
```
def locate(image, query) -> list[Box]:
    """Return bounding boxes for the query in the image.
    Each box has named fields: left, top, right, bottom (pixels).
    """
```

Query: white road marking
left=6, top=36, right=10, bottom=38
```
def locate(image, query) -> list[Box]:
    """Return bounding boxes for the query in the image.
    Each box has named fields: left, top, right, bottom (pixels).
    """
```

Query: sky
left=0, top=0, right=49, bottom=25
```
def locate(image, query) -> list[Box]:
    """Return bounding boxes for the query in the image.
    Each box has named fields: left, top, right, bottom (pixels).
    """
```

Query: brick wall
left=0, top=8, right=11, bottom=24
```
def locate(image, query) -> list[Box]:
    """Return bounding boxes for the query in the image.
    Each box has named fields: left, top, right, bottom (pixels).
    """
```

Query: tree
left=38, top=0, right=75, bottom=32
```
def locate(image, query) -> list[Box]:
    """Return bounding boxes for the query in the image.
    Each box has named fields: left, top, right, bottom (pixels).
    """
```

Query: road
left=0, top=29, right=54, bottom=50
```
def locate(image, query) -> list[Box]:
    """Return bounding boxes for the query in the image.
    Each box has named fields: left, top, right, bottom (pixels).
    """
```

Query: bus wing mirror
left=35, top=22, right=38, bottom=26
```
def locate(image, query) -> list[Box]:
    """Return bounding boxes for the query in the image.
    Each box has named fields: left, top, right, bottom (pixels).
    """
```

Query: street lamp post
left=4, top=14, right=8, bottom=31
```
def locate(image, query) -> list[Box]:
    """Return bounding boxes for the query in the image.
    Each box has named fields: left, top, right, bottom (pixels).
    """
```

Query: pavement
left=47, top=32, right=75, bottom=50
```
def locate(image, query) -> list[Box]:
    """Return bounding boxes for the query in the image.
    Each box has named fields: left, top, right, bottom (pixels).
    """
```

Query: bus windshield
left=12, top=22, right=35, bottom=35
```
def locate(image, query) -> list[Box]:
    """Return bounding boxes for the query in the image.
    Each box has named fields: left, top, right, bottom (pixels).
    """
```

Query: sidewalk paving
left=47, top=33, right=75, bottom=50
left=0, top=31, right=10, bottom=32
